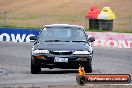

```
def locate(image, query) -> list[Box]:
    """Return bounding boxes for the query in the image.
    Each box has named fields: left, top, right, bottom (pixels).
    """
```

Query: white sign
left=0, top=33, right=35, bottom=42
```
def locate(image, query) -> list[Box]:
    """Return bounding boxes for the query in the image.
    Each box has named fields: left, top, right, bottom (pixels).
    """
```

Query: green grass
left=113, top=29, right=132, bottom=33
left=86, top=28, right=109, bottom=32
left=0, top=14, right=132, bottom=33
left=0, top=24, right=41, bottom=29
left=86, top=28, right=132, bottom=33
left=0, top=24, right=132, bottom=33
left=9, top=15, right=39, bottom=20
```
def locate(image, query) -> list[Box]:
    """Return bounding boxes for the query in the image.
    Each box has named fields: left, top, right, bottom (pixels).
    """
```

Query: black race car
left=30, top=24, right=95, bottom=74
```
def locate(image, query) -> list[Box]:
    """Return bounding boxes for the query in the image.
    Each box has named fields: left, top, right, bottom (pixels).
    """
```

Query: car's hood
left=34, top=42, right=91, bottom=51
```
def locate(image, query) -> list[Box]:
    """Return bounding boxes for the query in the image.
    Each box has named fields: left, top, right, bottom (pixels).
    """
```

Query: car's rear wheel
left=31, top=60, right=41, bottom=74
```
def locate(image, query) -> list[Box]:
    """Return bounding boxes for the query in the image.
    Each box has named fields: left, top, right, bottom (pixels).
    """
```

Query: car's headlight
left=33, top=50, right=49, bottom=54
left=73, top=51, right=90, bottom=55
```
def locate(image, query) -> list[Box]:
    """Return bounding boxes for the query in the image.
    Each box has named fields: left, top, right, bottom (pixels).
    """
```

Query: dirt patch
left=0, top=0, right=132, bottom=17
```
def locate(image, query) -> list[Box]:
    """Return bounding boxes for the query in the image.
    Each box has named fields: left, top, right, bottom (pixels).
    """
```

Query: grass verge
left=86, top=28, right=132, bottom=33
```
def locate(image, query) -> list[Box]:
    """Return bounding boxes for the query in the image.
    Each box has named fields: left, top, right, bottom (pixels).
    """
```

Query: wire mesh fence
left=0, top=11, right=132, bottom=31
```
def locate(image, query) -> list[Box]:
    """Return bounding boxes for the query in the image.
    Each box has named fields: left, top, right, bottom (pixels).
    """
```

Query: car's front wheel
left=31, top=60, right=41, bottom=74
left=84, top=65, right=92, bottom=73
left=83, top=58, right=92, bottom=73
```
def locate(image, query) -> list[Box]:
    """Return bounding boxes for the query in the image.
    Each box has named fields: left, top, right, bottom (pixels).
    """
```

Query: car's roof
left=44, top=24, right=84, bottom=29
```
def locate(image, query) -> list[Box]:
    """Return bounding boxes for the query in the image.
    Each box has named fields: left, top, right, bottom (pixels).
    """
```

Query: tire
left=31, top=60, right=41, bottom=74
left=84, top=65, right=92, bottom=73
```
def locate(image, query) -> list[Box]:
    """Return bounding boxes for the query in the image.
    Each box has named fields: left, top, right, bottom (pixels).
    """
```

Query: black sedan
left=30, top=24, right=95, bottom=74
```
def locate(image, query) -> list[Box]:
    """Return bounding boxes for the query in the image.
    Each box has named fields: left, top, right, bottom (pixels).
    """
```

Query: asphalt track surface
left=0, top=42, right=132, bottom=87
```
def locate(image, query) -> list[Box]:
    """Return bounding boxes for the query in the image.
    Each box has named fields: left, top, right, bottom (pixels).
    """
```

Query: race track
left=0, top=42, right=132, bottom=87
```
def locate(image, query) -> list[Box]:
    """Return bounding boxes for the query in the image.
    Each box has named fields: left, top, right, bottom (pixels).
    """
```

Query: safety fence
left=0, top=12, right=132, bottom=31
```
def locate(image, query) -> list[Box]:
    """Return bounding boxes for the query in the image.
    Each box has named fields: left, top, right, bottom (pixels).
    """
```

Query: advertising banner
left=0, top=28, right=40, bottom=42
left=87, top=32, right=132, bottom=48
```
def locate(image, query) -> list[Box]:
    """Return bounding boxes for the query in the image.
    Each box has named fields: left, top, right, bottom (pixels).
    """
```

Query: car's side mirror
left=29, top=36, right=37, bottom=42
left=88, top=37, right=95, bottom=42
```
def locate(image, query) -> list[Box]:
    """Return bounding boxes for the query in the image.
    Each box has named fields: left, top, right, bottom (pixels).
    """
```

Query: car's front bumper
left=31, top=54, right=92, bottom=69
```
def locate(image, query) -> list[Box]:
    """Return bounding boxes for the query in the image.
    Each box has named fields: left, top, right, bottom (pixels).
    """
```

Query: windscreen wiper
left=71, top=40, right=87, bottom=43
left=45, top=40, right=70, bottom=42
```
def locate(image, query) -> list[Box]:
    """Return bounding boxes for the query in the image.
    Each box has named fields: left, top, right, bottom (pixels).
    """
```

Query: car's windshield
left=38, top=27, right=87, bottom=42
